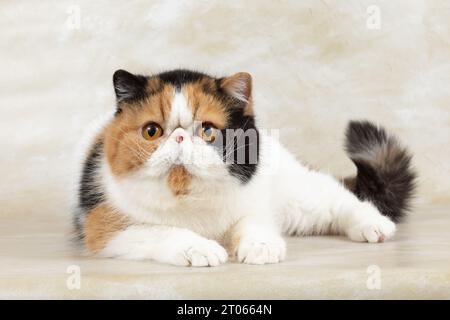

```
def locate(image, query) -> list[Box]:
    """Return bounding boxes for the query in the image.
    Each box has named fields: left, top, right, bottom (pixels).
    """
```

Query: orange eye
left=142, top=123, right=163, bottom=141
left=199, top=123, right=217, bottom=143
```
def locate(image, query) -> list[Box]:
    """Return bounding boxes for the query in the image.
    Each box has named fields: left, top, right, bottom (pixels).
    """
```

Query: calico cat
left=74, top=69, right=415, bottom=266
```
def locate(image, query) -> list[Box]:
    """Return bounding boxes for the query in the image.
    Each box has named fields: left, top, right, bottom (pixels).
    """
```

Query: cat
left=74, top=69, right=415, bottom=266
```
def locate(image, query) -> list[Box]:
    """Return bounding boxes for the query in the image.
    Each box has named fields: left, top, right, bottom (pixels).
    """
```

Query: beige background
left=0, top=0, right=449, bottom=299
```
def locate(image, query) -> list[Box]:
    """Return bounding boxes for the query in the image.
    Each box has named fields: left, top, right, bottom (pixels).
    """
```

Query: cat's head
left=103, top=69, right=259, bottom=196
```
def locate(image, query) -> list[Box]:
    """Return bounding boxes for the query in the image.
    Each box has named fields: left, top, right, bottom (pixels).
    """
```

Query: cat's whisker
left=223, top=143, right=254, bottom=164
left=116, top=127, right=152, bottom=160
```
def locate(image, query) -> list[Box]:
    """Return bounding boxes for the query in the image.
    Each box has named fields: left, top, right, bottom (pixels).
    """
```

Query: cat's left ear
left=220, top=72, right=252, bottom=104
left=113, top=69, right=147, bottom=104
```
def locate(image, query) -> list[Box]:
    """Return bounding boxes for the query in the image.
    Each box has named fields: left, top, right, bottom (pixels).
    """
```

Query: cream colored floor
left=1, top=203, right=449, bottom=299
left=1, top=1, right=450, bottom=299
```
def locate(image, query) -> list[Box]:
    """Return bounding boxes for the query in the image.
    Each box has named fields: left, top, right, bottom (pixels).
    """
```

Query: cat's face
left=103, top=69, right=259, bottom=196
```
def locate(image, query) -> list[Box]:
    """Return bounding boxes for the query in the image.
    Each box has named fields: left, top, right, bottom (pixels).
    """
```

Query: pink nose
left=175, top=135, right=184, bottom=144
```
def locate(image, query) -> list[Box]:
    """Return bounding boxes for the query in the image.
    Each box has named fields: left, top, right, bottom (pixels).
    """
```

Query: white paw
left=347, top=207, right=396, bottom=243
left=237, top=236, right=286, bottom=265
left=170, top=238, right=228, bottom=267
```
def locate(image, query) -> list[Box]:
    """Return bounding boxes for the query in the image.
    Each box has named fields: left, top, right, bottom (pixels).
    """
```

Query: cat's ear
left=220, top=72, right=252, bottom=103
left=113, top=69, right=147, bottom=104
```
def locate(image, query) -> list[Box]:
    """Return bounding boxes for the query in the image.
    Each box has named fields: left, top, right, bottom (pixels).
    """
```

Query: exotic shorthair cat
left=74, top=69, right=415, bottom=266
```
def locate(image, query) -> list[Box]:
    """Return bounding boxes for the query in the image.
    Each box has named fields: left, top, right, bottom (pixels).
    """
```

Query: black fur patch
left=223, top=111, right=259, bottom=184
left=202, top=89, right=259, bottom=184
left=78, top=141, right=104, bottom=210
left=74, top=141, right=105, bottom=235
left=345, top=120, right=416, bottom=222
left=159, top=69, right=208, bottom=90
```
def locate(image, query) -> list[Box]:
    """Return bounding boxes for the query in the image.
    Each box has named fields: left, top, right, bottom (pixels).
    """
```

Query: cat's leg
left=227, top=215, right=286, bottom=265
left=84, top=204, right=228, bottom=267
left=280, top=169, right=396, bottom=243
left=102, top=225, right=228, bottom=266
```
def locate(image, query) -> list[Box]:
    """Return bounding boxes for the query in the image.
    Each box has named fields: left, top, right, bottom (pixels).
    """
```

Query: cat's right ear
left=113, top=69, right=147, bottom=105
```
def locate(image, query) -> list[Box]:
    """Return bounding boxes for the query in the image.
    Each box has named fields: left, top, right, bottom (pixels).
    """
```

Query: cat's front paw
left=346, top=207, right=396, bottom=243
left=164, top=236, right=228, bottom=267
left=237, top=235, right=286, bottom=265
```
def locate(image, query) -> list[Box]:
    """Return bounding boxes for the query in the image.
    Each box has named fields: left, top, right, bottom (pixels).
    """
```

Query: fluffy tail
left=344, top=120, right=416, bottom=222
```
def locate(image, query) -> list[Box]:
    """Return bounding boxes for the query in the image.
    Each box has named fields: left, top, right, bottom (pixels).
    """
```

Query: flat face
left=103, top=70, right=259, bottom=196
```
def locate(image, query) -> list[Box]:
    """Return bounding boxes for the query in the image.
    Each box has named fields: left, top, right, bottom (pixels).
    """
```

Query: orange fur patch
left=167, top=165, right=192, bottom=196
left=103, top=86, right=173, bottom=176
left=146, top=77, right=163, bottom=95
left=184, top=83, right=229, bottom=129
left=84, top=204, right=131, bottom=252
left=219, top=221, right=242, bottom=258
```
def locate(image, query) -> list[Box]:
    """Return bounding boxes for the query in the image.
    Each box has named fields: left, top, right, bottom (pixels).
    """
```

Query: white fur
left=167, top=91, right=193, bottom=129
left=99, top=92, right=396, bottom=266
left=101, top=225, right=228, bottom=267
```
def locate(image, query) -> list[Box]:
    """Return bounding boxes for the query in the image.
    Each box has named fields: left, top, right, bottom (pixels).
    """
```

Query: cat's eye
left=198, top=123, right=217, bottom=143
left=142, top=123, right=163, bottom=141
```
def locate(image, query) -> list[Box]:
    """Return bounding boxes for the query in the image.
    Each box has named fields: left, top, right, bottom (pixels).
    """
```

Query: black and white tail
left=344, top=120, right=416, bottom=222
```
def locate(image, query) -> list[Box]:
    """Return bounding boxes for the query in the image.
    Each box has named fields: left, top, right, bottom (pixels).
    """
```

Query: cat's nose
left=175, top=135, right=184, bottom=144
left=172, top=127, right=188, bottom=144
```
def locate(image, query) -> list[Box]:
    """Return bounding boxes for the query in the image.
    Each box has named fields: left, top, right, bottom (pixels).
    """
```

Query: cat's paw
left=237, top=235, right=286, bottom=265
left=154, top=232, right=228, bottom=267
left=173, top=238, right=228, bottom=267
left=346, top=207, right=396, bottom=243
